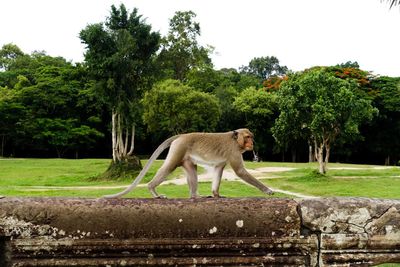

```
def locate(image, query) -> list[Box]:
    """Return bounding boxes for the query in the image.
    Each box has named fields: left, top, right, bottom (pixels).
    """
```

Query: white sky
left=1, top=0, right=399, bottom=76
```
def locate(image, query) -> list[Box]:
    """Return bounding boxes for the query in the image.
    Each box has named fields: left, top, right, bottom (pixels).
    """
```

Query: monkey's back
left=178, top=132, right=238, bottom=162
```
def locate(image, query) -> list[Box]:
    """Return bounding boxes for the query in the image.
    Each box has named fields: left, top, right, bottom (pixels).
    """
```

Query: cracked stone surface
left=299, top=197, right=400, bottom=236
left=0, top=197, right=399, bottom=266
left=0, top=197, right=300, bottom=240
left=299, top=197, right=400, bottom=266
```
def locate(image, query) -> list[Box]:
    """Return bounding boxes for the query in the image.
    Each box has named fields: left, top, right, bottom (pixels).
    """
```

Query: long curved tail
left=103, top=135, right=180, bottom=198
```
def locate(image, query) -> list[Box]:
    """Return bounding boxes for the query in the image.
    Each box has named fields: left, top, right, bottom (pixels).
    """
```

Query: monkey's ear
left=236, top=131, right=245, bottom=148
left=232, top=130, right=238, bottom=139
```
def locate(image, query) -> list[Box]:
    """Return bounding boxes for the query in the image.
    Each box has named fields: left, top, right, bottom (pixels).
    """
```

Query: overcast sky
left=1, top=0, right=399, bottom=76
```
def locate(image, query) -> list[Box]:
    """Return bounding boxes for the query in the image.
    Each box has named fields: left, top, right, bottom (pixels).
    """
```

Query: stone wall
left=0, top=197, right=399, bottom=266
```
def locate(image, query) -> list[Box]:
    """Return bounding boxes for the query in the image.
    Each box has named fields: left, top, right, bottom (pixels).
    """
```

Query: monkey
left=104, top=129, right=274, bottom=199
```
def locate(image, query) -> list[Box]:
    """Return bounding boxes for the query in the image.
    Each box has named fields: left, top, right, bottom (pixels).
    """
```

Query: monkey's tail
left=103, top=135, right=180, bottom=198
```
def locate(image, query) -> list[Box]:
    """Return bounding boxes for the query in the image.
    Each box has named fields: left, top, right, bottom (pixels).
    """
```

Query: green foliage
left=143, top=79, right=221, bottom=136
left=233, top=87, right=278, bottom=154
left=0, top=45, right=104, bottom=157
left=359, top=76, right=400, bottom=164
left=30, top=118, right=103, bottom=158
left=240, top=56, right=288, bottom=83
left=186, top=67, right=222, bottom=93
left=80, top=3, right=160, bottom=120
left=213, top=86, right=242, bottom=131
left=157, top=11, right=213, bottom=81
left=234, top=87, right=276, bottom=117
left=273, top=68, right=377, bottom=172
left=274, top=69, right=376, bottom=144
left=0, top=43, right=24, bottom=70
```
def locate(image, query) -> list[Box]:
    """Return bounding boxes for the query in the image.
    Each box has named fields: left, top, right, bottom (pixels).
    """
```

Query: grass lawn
left=0, top=158, right=399, bottom=199
left=265, top=167, right=400, bottom=198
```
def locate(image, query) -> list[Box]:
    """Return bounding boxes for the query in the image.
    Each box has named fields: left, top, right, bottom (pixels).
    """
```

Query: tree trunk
left=308, top=144, right=314, bottom=163
left=127, top=125, right=135, bottom=156
left=291, top=147, right=296, bottom=162
left=314, top=141, right=318, bottom=162
left=112, top=110, right=136, bottom=163
left=315, top=141, right=327, bottom=174
left=103, top=110, right=142, bottom=180
left=385, top=155, right=390, bottom=166
left=56, top=148, right=62, bottom=158
left=112, top=110, right=117, bottom=162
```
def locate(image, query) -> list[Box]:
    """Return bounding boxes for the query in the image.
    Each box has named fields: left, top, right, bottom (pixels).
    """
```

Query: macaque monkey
left=104, top=129, right=274, bottom=199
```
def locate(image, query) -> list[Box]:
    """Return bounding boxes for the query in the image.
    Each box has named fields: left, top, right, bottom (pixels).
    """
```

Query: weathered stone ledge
left=0, top=197, right=399, bottom=266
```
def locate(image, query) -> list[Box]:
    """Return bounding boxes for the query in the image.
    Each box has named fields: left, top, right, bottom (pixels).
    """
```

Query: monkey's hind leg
left=147, top=164, right=177, bottom=199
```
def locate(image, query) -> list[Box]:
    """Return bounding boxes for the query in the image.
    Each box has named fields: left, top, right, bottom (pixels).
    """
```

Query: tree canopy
left=157, top=11, right=213, bottom=81
left=273, top=68, right=377, bottom=173
left=143, top=79, right=221, bottom=137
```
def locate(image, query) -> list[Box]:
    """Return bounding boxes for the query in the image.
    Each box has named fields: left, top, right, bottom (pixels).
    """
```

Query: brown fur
left=104, top=129, right=273, bottom=198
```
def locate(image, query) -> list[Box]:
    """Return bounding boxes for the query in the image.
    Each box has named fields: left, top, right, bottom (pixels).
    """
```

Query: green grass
left=265, top=168, right=400, bottom=198
left=0, top=158, right=399, bottom=199
left=0, top=158, right=111, bottom=186
left=0, top=158, right=185, bottom=186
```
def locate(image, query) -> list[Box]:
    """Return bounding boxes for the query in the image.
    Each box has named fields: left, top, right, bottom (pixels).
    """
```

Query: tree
left=0, top=49, right=104, bottom=158
left=270, top=73, right=310, bottom=162
left=6, top=56, right=104, bottom=157
left=185, top=67, right=252, bottom=132
left=233, top=87, right=278, bottom=158
left=31, top=118, right=103, bottom=158
left=157, top=11, right=213, bottom=81
left=143, top=79, right=221, bottom=137
left=363, top=76, right=400, bottom=165
left=240, top=56, right=288, bottom=83
left=80, top=4, right=160, bottom=176
left=273, top=68, right=377, bottom=174
left=0, top=87, right=25, bottom=157
left=186, top=66, right=221, bottom=93
left=0, top=43, right=24, bottom=71
left=213, top=85, right=241, bottom=132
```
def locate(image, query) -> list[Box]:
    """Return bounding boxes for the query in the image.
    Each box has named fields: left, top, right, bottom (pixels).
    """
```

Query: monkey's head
left=233, top=128, right=254, bottom=152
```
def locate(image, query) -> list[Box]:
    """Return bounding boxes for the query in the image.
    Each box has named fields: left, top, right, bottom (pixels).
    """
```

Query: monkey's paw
left=264, top=189, right=274, bottom=195
left=209, top=195, right=226, bottom=198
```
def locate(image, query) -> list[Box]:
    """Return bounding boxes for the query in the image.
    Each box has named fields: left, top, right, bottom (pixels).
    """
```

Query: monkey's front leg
left=212, top=164, right=226, bottom=198
left=233, top=166, right=274, bottom=195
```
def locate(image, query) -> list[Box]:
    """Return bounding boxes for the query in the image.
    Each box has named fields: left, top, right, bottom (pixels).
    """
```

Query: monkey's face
left=243, top=133, right=254, bottom=151
left=235, top=129, right=254, bottom=151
